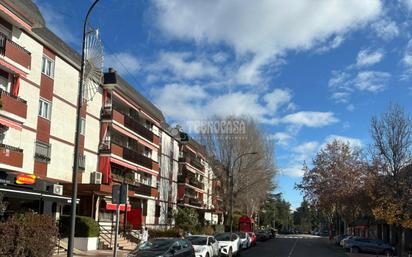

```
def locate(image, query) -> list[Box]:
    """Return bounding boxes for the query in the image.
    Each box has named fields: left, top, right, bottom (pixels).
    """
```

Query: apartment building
left=0, top=0, right=101, bottom=217
left=158, top=124, right=179, bottom=228
left=0, top=0, right=223, bottom=229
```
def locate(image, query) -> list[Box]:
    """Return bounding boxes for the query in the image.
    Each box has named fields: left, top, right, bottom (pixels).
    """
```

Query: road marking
left=287, top=238, right=299, bottom=257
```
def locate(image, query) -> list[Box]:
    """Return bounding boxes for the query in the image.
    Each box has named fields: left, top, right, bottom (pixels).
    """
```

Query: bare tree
left=369, top=104, right=412, bottom=254
left=199, top=116, right=277, bottom=222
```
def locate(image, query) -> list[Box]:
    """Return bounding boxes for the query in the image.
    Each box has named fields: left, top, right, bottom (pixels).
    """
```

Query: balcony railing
left=123, top=115, right=155, bottom=142
left=0, top=89, right=27, bottom=119
left=178, top=174, right=204, bottom=190
left=0, top=143, right=23, bottom=168
left=129, top=182, right=153, bottom=197
left=0, top=32, right=31, bottom=69
left=179, top=154, right=204, bottom=171
left=99, top=141, right=158, bottom=171
left=34, top=142, right=51, bottom=163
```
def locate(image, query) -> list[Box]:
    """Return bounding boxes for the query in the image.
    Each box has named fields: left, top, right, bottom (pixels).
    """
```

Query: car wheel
left=351, top=247, right=360, bottom=253
left=228, top=247, right=233, bottom=257
left=383, top=249, right=393, bottom=256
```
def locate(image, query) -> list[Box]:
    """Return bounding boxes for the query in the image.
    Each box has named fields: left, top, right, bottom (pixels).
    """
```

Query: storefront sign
left=15, top=174, right=36, bottom=185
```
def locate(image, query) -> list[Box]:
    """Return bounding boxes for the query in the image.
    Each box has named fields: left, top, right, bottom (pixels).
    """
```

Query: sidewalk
left=53, top=250, right=130, bottom=257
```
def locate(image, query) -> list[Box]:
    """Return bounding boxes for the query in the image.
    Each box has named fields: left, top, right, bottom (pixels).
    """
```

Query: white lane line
left=287, top=238, right=299, bottom=257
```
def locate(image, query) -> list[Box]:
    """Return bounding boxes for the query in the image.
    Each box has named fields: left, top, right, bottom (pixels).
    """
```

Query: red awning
left=105, top=202, right=131, bottom=212
left=99, top=156, right=111, bottom=184
left=0, top=116, right=22, bottom=131
left=12, top=76, right=20, bottom=97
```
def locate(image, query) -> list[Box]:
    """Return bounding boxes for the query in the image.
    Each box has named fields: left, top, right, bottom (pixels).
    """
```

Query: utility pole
left=67, top=1, right=101, bottom=256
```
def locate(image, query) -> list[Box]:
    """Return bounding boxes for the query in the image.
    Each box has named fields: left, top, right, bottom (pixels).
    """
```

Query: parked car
left=128, top=238, right=195, bottom=257
left=246, top=232, right=257, bottom=246
left=334, top=234, right=348, bottom=245
left=344, top=238, right=395, bottom=255
left=340, top=236, right=357, bottom=247
left=235, top=232, right=251, bottom=249
left=215, top=233, right=241, bottom=257
left=187, top=235, right=221, bottom=257
left=255, top=230, right=270, bottom=241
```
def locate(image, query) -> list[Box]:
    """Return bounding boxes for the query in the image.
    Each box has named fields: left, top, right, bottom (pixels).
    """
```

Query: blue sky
left=36, top=0, right=412, bottom=209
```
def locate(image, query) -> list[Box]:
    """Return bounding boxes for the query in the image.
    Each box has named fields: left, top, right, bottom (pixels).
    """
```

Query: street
left=241, top=235, right=347, bottom=257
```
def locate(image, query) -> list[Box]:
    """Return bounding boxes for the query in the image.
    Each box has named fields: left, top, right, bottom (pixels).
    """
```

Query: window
left=80, top=118, right=86, bottom=135
left=155, top=205, right=160, bottom=217
left=41, top=56, right=55, bottom=78
left=38, top=99, right=52, bottom=120
left=143, top=147, right=151, bottom=158
left=35, top=141, right=51, bottom=162
left=0, top=70, right=9, bottom=92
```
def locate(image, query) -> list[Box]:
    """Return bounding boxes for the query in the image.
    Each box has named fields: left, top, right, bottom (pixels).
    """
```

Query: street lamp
left=229, top=151, right=258, bottom=236
left=67, top=1, right=101, bottom=256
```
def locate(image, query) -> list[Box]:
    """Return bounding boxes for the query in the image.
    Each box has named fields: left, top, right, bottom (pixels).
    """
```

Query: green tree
left=174, top=207, right=199, bottom=232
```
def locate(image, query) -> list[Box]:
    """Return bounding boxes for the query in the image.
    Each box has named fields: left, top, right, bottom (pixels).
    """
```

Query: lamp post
left=229, top=152, right=258, bottom=236
left=67, top=1, right=101, bottom=256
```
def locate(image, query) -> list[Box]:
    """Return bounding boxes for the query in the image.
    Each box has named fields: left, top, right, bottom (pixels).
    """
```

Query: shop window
left=41, top=55, right=55, bottom=78
left=38, top=98, right=52, bottom=120
left=35, top=141, right=51, bottom=162
left=155, top=205, right=160, bottom=217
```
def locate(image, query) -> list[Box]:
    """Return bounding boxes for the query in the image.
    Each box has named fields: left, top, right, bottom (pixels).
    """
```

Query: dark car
left=255, top=230, right=270, bottom=241
left=127, top=238, right=195, bottom=257
left=345, top=238, right=395, bottom=255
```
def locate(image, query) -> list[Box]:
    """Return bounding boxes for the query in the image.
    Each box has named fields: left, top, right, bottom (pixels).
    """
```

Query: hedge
left=59, top=215, right=99, bottom=238
left=0, top=213, right=58, bottom=257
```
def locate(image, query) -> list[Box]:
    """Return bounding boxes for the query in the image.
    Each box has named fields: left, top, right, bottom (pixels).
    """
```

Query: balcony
left=178, top=174, right=204, bottom=190
left=0, top=32, right=31, bottom=70
left=124, top=115, right=158, bottom=143
left=99, top=142, right=159, bottom=171
left=0, top=143, right=23, bottom=168
left=0, top=89, right=27, bottom=120
left=179, top=155, right=204, bottom=172
left=129, top=182, right=157, bottom=197
left=179, top=196, right=203, bottom=208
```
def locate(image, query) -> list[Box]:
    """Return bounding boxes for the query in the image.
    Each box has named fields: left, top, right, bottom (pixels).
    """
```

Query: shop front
left=0, top=170, right=72, bottom=220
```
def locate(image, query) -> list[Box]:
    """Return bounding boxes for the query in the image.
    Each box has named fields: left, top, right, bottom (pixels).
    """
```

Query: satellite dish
left=83, top=28, right=103, bottom=102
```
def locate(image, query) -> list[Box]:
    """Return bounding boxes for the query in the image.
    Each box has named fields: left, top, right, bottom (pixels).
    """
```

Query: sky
left=35, top=0, right=412, bottom=209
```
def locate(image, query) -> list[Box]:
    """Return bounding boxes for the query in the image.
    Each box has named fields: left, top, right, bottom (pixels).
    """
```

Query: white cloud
left=353, top=71, right=390, bottom=92
left=212, top=52, right=228, bottom=63
left=371, top=19, right=399, bottom=41
left=323, top=135, right=363, bottom=148
left=331, top=91, right=351, bottom=104
left=316, top=35, right=345, bottom=53
left=356, top=49, right=384, bottom=67
left=152, top=83, right=207, bottom=121
left=272, top=132, right=293, bottom=147
left=281, top=112, right=339, bottom=128
left=292, top=141, right=320, bottom=161
left=105, top=52, right=140, bottom=74
left=282, top=164, right=306, bottom=178
left=282, top=135, right=362, bottom=178
left=154, top=0, right=382, bottom=85
left=152, top=52, right=220, bottom=80
left=263, top=89, right=292, bottom=113
left=401, top=39, right=412, bottom=80
left=402, top=0, right=412, bottom=11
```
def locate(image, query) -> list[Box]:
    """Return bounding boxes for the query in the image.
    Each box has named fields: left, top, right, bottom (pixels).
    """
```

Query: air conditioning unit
left=91, top=171, right=102, bottom=184
left=51, top=184, right=63, bottom=196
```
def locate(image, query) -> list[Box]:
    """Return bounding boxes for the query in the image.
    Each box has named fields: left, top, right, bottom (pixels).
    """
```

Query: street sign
left=112, top=184, right=128, bottom=204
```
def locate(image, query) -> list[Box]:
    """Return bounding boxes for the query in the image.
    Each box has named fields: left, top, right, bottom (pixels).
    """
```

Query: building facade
left=0, top=0, right=223, bottom=230
left=0, top=0, right=101, bottom=218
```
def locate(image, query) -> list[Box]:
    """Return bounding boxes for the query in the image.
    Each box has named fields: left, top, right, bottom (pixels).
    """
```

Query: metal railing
left=99, top=223, right=114, bottom=249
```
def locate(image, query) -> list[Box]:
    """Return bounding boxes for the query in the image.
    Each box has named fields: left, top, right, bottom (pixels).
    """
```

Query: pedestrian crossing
left=278, top=234, right=321, bottom=239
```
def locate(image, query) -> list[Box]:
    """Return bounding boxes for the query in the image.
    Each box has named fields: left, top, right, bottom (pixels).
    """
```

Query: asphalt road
left=241, top=234, right=348, bottom=257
